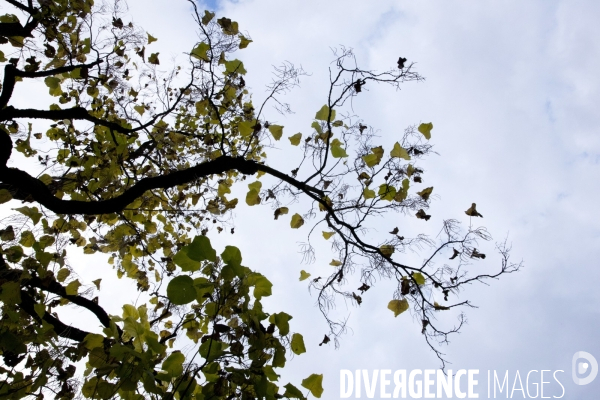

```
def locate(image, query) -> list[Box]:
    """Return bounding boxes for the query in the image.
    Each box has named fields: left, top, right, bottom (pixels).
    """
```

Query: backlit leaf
left=0, top=189, right=12, bottom=204
left=413, top=272, right=426, bottom=285
left=248, top=273, right=272, bottom=299
left=315, top=105, right=335, bottom=121
left=268, top=312, right=293, bottom=335
left=148, top=52, right=160, bottom=65
left=417, top=187, right=433, bottom=201
left=15, top=206, right=42, bottom=225
left=378, top=184, right=396, bottom=201
left=299, top=270, right=311, bottom=281
left=291, top=333, right=306, bottom=355
left=362, top=146, right=384, bottom=167
left=288, top=132, right=302, bottom=146
left=388, top=299, right=409, bottom=317
left=166, top=275, right=196, bottom=305
left=65, top=280, right=81, bottom=295
left=268, top=124, right=283, bottom=140
left=290, top=213, right=304, bottom=229
left=380, top=245, right=394, bottom=258
left=330, top=138, right=348, bottom=158
left=221, top=246, right=242, bottom=267
left=390, top=142, right=411, bottom=160
left=57, top=268, right=70, bottom=283
left=191, top=42, right=210, bottom=61
left=418, top=122, right=433, bottom=139
left=322, top=231, right=335, bottom=240
left=301, top=374, right=324, bottom=398
left=162, top=351, right=184, bottom=377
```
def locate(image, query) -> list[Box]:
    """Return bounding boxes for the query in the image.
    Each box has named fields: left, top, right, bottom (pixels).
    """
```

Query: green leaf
left=172, top=249, right=199, bottom=272
left=187, top=235, right=217, bottom=262
left=199, top=340, right=228, bottom=363
left=290, top=213, right=304, bottom=229
left=322, top=231, right=335, bottom=240
left=330, top=138, right=348, bottom=158
left=394, top=179, right=410, bottom=202
left=362, top=146, right=384, bottom=167
left=378, top=184, right=397, bottom=201
left=290, top=333, right=306, bottom=355
left=311, top=121, right=323, bottom=134
left=246, top=180, right=262, bottom=206
left=418, top=122, right=433, bottom=140
left=363, top=187, right=375, bottom=199
left=288, top=132, right=302, bottom=146
left=283, top=383, right=305, bottom=399
left=221, top=246, right=242, bottom=267
left=417, top=187, right=433, bottom=201
left=44, top=77, right=62, bottom=96
left=57, top=268, right=70, bottom=283
left=268, top=312, right=293, bottom=335
left=390, top=142, right=411, bottom=160
left=201, top=10, right=215, bottom=25
left=122, top=304, right=139, bottom=320
left=329, top=259, right=342, bottom=267
left=388, top=299, right=409, bottom=317
left=0, top=226, right=14, bottom=241
left=413, top=272, right=426, bottom=285
left=0, top=281, right=21, bottom=304
left=162, top=351, right=184, bottom=377
left=167, top=275, right=197, bottom=305
left=224, top=59, right=247, bottom=75
left=5, top=246, right=23, bottom=262
left=239, top=35, right=252, bottom=49
left=19, top=230, right=34, bottom=247
left=134, top=105, right=145, bottom=116
left=0, top=189, right=12, bottom=204
left=147, top=33, right=157, bottom=44
left=315, top=105, right=335, bottom=121
left=248, top=273, right=273, bottom=299
left=380, top=245, right=394, bottom=257
left=148, top=52, right=160, bottom=65
left=83, top=333, right=105, bottom=350
left=65, top=280, right=81, bottom=295
left=301, top=374, right=324, bottom=398
left=268, top=124, right=283, bottom=140
left=299, top=270, right=311, bottom=281
left=15, top=206, right=42, bottom=225
left=191, top=42, right=210, bottom=61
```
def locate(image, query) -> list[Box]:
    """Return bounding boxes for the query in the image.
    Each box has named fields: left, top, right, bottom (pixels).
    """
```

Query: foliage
left=0, top=0, right=520, bottom=398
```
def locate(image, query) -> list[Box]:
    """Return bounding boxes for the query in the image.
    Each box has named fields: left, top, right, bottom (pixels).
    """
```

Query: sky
left=4, top=0, right=600, bottom=398
left=118, top=0, right=600, bottom=398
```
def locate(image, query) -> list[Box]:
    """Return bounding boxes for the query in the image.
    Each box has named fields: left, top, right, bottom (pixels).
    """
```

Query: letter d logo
left=572, top=351, right=598, bottom=385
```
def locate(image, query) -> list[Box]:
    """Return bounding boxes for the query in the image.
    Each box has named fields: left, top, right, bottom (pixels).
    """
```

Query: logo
left=572, top=351, right=598, bottom=385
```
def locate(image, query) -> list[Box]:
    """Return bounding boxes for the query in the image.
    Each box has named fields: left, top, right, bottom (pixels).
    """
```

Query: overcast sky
left=9, top=0, right=600, bottom=398
left=123, top=0, right=600, bottom=398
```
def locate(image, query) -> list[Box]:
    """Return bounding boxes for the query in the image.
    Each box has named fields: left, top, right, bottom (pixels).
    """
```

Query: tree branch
left=0, top=60, right=103, bottom=110
left=0, top=155, right=324, bottom=215
left=18, top=289, right=91, bottom=343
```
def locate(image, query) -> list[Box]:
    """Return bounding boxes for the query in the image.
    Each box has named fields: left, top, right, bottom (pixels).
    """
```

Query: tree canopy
left=0, top=0, right=520, bottom=398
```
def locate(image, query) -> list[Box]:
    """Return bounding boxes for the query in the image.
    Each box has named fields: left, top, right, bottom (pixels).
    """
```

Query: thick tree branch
left=0, top=105, right=135, bottom=134
left=0, top=155, right=324, bottom=215
left=0, top=60, right=102, bottom=109
left=18, top=289, right=91, bottom=343
left=26, top=275, right=119, bottom=334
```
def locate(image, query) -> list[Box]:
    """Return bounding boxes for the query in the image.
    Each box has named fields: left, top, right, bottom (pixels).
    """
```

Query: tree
left=0, top=0, right=521, bottom=398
